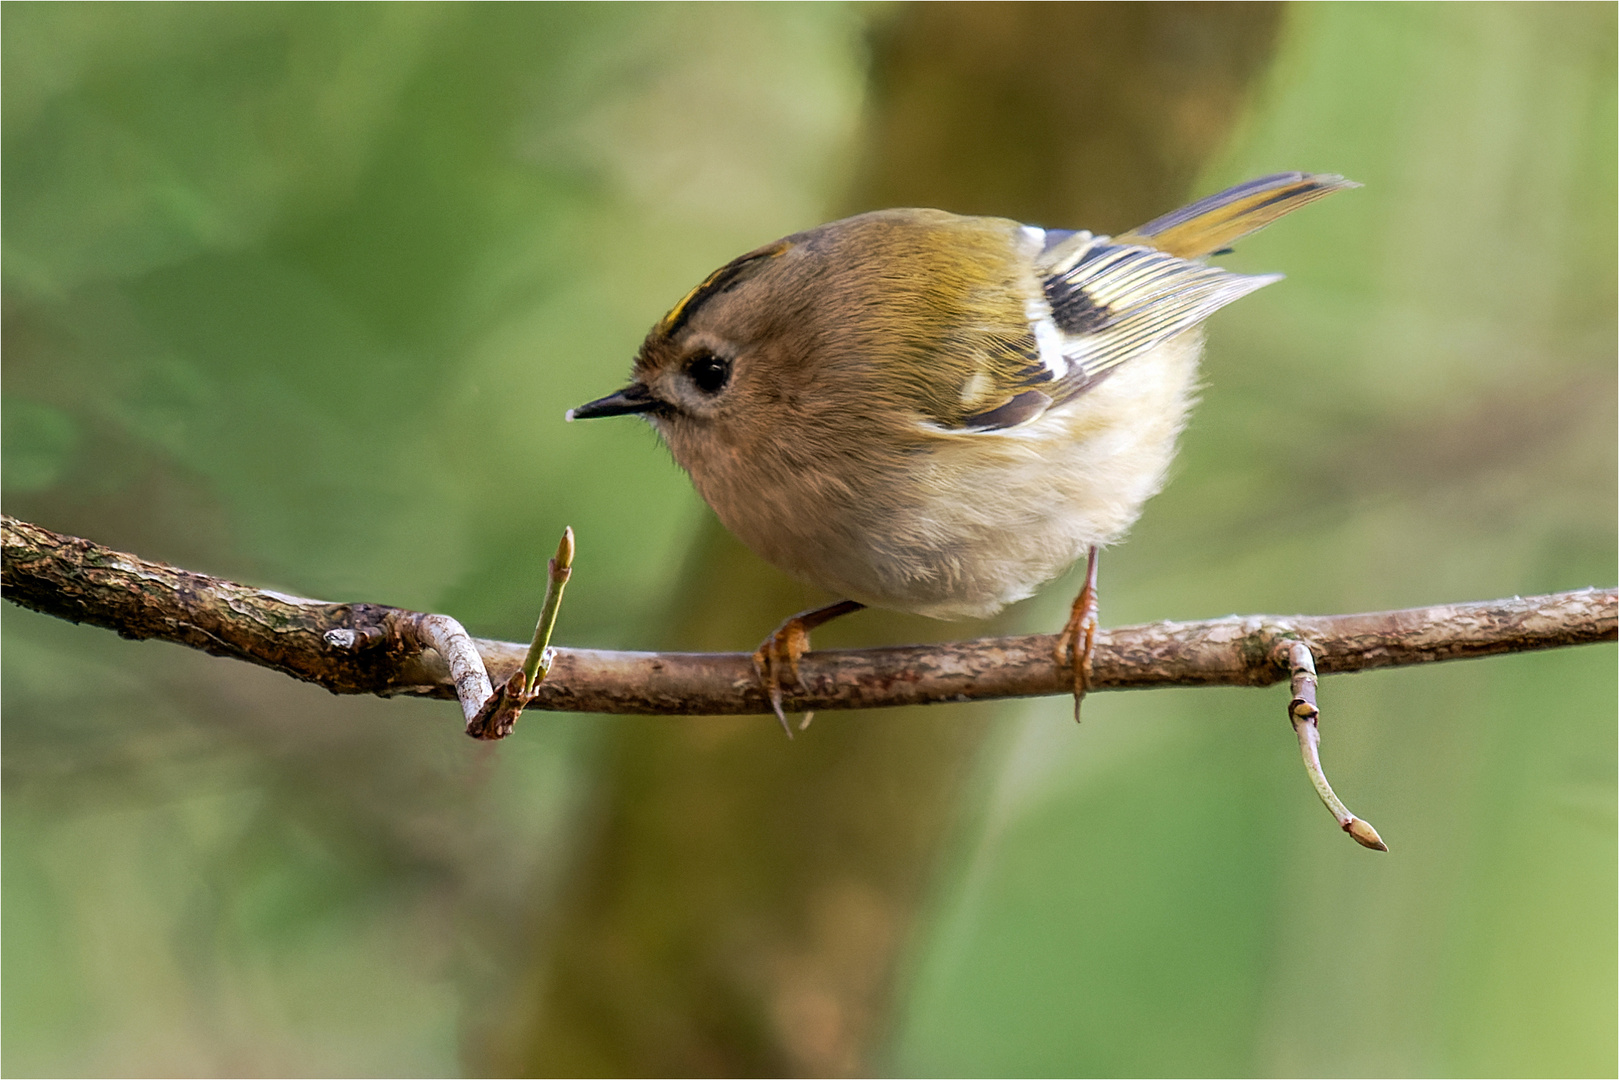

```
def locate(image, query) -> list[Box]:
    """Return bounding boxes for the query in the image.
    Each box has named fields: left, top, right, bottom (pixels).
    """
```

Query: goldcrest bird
left=570, top=172, right=1354, bottom=735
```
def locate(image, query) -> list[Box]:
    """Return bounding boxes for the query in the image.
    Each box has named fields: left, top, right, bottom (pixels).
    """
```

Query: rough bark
left=9, top=514, right=1610, bottom=717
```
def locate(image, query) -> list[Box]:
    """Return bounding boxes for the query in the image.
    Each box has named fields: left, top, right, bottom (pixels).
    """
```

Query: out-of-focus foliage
left=2, top=3, right=1613, bottom=1078
left=891, top=4, right=1616, bottom=1077
left=3, top=4, right=866, bottom=1075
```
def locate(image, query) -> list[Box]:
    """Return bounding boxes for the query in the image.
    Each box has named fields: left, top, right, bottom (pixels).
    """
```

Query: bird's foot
left=752, top=600, right=865, bottom=737
left=753, top=618, right=811, bottom=737
left=1053, top=546, right=1100, bottom=722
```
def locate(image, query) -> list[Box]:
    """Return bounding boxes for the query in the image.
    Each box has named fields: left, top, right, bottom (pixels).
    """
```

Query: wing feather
left=1037, top=238, right=1277, bottom=405
left=918, top=240, right=1273, bottom=433
left=925, top=174, right=1352, bottom=433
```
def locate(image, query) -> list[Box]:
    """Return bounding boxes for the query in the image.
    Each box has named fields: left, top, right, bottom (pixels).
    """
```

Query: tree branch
left=4, top=514, right=1614, bottom=718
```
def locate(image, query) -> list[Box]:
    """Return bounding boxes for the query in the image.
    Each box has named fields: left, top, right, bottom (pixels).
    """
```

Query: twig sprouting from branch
left=521, top=527, right=575, bottom=693
left=414, top=610, right=525, bottom=739
left=414, top=527, right=577, bottom=740
left=416, top=613, right=495, bottom=727
left=1278, top=638, right=1387, bottom=851
left=3, top=514, right=1614, bottom=718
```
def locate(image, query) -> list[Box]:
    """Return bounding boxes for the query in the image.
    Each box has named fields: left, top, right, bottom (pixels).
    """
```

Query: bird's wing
left=1034, top=236, right=1278, bottom=408
left=928, top=172, right=1356, bottom=432
left=928, top=236, right=1275, bottom=433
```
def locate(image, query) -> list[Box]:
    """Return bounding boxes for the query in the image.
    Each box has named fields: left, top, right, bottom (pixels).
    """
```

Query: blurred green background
left=2, top=3, right=1613, bottom=1077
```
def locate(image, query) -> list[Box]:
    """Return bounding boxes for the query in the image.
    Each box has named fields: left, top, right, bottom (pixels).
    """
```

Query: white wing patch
left=923, top=227, right=1278, bottom=437
left=1040, top=237, right=1279, bottom=397
left=1023, top=295, right=1069, bottom=379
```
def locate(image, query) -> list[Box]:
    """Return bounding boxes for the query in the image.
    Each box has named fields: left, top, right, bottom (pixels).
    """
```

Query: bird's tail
left=1115, top=173, right=1358, bottom=259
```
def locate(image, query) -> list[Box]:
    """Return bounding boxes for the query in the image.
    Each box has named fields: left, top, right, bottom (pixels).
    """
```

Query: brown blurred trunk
left=487, top=3, right=1283, bottom=1076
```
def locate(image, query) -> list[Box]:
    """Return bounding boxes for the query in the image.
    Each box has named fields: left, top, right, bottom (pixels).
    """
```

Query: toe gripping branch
left=1276, top=636, right=1388, bottom=852
left=753, top=599, right=866, bottom=737
left=1054, top=546, right=1101, bottom=723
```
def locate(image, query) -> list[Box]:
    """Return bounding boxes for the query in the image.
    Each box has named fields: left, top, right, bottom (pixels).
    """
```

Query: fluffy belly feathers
left=780, top=332, right=1202, bottom=618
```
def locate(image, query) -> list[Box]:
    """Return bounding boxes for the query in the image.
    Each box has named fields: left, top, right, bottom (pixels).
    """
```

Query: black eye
left=686, top=351, right=732, bottom=395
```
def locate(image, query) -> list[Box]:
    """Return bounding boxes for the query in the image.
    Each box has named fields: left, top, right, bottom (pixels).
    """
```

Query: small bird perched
left=570, top=173, right=1354, bottom=734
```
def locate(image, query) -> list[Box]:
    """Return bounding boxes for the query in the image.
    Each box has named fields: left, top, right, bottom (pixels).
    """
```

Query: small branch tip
left=556, top=526, right=576, bottom=572
left=1345, top=817, right=1389, bottom=852
left=522, top=527, right=576, bottom=695
left=1283, top=636, right=1386, bottom=852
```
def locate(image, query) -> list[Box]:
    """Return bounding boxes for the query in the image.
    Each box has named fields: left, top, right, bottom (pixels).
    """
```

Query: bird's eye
left=686, top=351, right=732, bottom=395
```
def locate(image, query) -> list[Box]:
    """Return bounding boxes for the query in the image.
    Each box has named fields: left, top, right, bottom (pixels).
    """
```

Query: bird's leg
left=753, top=599, right=865, bottom=737
left=1054, top=546, right=1100, bottom=722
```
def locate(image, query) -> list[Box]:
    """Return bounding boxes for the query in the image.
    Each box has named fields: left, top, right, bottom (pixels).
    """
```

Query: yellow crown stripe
left=657, top=240, right=792, bottom=333
left=660, top=266, right=732, bottom=330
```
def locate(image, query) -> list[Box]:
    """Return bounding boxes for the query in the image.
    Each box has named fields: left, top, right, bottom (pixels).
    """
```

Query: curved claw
left=753, top=619, right=812, bottom=738
left=1053, top=547, right=1100, bottom=723
left=751, top=600, right=865, bottom=738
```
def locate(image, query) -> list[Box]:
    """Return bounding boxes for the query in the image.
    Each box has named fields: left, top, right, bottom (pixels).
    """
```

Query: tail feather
left=1115, top=172, right=1358, bottom=259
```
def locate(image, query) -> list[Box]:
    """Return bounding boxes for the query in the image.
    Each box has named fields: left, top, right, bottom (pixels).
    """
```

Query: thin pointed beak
left=566, top=384, right=659, bottom=421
